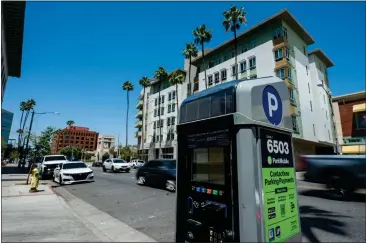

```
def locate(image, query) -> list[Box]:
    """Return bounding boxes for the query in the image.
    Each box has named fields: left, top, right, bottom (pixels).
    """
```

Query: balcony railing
left=343, top=137, right=366, bottom=145
left=136, top=100, right=143, bottom=109
left=135, top=131, right=142, bottom=137
left=135, top=120, right=142, bottom=128
left=135, top=110, right=143, bottom=118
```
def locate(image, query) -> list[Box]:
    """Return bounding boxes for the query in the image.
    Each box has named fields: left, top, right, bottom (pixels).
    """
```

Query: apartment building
left=95, top=135, right=115, bottom=158
left=135, top=59, right=197, bottom=160
left=191, top=9, right=336, bottom=158
left=51, top=126, right=99, bottom=153
left=332, top=91, right=366, bottom=154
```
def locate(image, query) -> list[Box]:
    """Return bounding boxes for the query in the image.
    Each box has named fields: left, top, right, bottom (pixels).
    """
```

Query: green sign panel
left=261, top=129, right=300, bottom=242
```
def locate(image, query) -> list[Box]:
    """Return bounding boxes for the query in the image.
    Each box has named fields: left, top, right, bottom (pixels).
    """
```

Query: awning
left=341, top=145, right=366, bottom=154
left=353, top=103, right=366, bottom=113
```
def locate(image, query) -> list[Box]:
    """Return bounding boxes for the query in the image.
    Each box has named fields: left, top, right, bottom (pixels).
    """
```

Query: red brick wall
left=338, top=100, right=366, bottom=137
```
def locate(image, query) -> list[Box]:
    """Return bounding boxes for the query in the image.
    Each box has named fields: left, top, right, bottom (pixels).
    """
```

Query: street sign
left=262, top=85, right=283, bottom=126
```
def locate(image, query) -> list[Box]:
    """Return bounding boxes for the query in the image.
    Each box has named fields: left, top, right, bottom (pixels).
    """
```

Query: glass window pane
left=199, top=97, right=210, bottom=120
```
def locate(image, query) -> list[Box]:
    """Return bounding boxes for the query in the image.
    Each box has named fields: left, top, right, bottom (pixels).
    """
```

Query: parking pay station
left=176, top=77, right=302, bottom=242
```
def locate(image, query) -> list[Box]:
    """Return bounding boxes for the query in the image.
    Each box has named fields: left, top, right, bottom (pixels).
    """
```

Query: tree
left=66, top=120, right=75, bottom=126
left=9, top=151, right=19, bottom=162
left=59, top=146, right=81, bottom=160
left=122, top=81, right=134, bottom=150
left=154, top=67, right=168, bottom=158
left=139, top=76, right=151, bottom=150
left=102, top=152, right=110, bottom=162
left=193, top=24, right=212, bottom=89
left=1, top=139, right=7, bottom=159
left=182, top=43, right=198, bottom=96
left=169, top=70, right=186, bottom=115
left=223, top=5, right=247, bottom=80
left=37, top=126, right=57, bottom=156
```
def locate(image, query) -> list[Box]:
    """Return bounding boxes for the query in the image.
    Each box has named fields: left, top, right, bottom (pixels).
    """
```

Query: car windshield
left=113, top=159, right=126, bottom=163
left=45, top=156, right=66, bottom=162
left=63, top=163, right=87, bottom=169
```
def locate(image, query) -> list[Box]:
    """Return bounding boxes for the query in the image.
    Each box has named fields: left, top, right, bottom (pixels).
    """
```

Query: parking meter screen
left=260, top=129, right=300, bottom=242
left=191, top=147, right=225, bottom=185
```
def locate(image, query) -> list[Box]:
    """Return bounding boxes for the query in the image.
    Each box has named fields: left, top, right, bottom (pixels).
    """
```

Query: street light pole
left=317, top=84, right=338, bottom=154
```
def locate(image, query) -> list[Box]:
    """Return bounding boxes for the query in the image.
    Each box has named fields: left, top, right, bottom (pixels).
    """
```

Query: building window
left=160, top=107, right=164, bottom=115
left=172, top=90, right=176, bottom=100
left=167, top=117, right=171, bottom=126
left=251, top=40, right=257, bottom=49
left=287, top=68, right=292, bottom=80
left=153, top=121, right=156, bottom=129
left=155, top=99, right=158, bottom=106
left=276, top=68, right=285, bottom=80
left=355, top=112, right=366, bottom=130
left=208, top=60, right=215, bottom=68
left=231, top=64, right=238, bottom=76
left=313, top=124, right=316, bottom=136
left=249, top=75, right=257, bottom=79
left=240, top=61, right=246, bottom=73
left=172, top=104, right=176, bottom=112
left=274, top=48, right=283, bottom=61
left=171, top=117, right=176, bottom=125
left=208, top=75, right=213, bottom=86
left=214, top=72, right=220, bottom=83
left=249, top=57, right=256, bottom=69
left=303, top=46, right=306, bottom=55
left=310, top=101, right=313, bottom=112
left=215, top=56, right=220, bottom=65
left=306, top=66, right=308, bottom=75
left=224, top=54, right=228, bottom=61
left=221, top=69, right=227, bottom=81
left=273, top=28, right=281, bottom=39
left=168, top=104, right=171, bottom=113
left=289, top=89, right=296, bottom=105
left=154, top=109, right=157, bottom=117
left=308, top=83, right=311, bottom=93
left=241, top=45, right=248, bottom=53
left=283, top=27, right=288, bottom=39
left=231, top=49, right=235, bottom=58
left=168, top=92, right=171, bottom=101
left=292, top=116, right=299, bottom=133
left=161, top=95, right=165, bottom=103
left=285, top=48, right=289, bottom=59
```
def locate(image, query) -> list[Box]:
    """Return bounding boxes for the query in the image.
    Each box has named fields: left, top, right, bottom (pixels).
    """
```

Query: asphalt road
left=54, top=168, right=366, bottom=242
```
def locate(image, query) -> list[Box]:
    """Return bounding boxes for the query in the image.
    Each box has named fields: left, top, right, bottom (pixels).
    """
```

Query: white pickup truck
left=40, top=155, right=68, bottom=179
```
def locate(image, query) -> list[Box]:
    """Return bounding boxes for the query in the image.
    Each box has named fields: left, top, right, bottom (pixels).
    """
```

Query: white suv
left=131, top=159, right=145, bottom=169
left=102, top=158, right=131, bottom=173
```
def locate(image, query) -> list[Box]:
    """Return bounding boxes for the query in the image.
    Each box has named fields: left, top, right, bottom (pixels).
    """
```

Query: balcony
left=343, top=137, right=366, bottom=145
left=272, top=37, right=288, bottom=49
left=135, top=110, right=143, bottom=119
left=135, top=120, right=142, bottom=128
left=135, top=131, right=142, bottom=137
left=136, top=100, right=143, bottom=109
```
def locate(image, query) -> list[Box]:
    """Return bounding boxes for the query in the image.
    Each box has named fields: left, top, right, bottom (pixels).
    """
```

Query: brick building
left=332, top=91, right=366, bottom=154
left=51, top=126, right=99, bottom=154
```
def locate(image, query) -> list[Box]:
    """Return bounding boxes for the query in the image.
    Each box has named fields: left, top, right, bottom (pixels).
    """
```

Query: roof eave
left=308, top=48, right=334, bottom=68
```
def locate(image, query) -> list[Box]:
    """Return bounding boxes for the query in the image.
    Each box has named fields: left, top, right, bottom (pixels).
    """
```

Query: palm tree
left=18, top=99, right=36, bottom=167
left=18, top=101, right=26, bottom=149
left=169, top=71, right=185, bottom=115
left=139, top=77, right=151, bottom=151
left=223, top=5, right=247, bottom=80
left=154, top=67, right=168, bottom=159
left=193, top=24, right=212, bottom=89
left=66, top=120, right=75, bottom=127
left=122, top=81, right=134, bottom=149
left=182, top=43, right=198, bottom=96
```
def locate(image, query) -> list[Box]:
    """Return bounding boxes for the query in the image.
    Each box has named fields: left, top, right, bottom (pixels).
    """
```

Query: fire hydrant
left=29, top=168, right=40, bottom=193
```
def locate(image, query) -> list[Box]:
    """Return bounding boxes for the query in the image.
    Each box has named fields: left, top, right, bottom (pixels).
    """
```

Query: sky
left=3, top=1, right=365, bottom=145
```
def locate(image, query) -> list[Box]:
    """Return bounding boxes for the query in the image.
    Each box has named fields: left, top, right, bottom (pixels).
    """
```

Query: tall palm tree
left=154, top=67, right=168, bottom=159
left=182, top=43, right=198, bottom=96
left=139, top=77, right=151, bottom=151
left=193, top=24, right=212, bottom=89
left=18, top=101, right=26, bottom=149
left=18, top=99, right=36, bottom=167
left=169, top=71, right=185, bottom=115
left=223, top=5, right=247, bottom=80
left=66, top=120, right=75, bottom=127
left=122, top=81, right=134, bottom=149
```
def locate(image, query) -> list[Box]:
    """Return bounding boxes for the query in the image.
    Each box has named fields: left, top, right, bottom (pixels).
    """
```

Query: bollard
left=29, top=168, right=40, bottom=193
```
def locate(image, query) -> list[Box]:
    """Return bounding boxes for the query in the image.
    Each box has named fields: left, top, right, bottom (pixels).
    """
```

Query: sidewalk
left=1, top=175, right=157, bottom=242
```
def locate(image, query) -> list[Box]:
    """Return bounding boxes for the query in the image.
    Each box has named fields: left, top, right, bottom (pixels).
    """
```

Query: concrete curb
left=52, top=185, right=157, bottom=242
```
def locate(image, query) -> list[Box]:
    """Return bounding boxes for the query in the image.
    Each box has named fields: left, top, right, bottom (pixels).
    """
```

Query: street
left=54, top=168, right=366, bottom=243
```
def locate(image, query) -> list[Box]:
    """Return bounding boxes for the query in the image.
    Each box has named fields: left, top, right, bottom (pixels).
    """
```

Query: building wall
left=338, top=99, right=366, bottom=137
left=95, top=135, right=115, bottom=158
left=1, top=16, right=9, bottom=104
left=1, top=109, right=13, bottom=143
left=51, top=126, right=99, bottom=153
left=332, top=101, right=343, bottom=145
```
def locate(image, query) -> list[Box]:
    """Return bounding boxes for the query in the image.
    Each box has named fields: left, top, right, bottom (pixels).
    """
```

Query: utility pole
left=117, top=133, right=120, bottom=158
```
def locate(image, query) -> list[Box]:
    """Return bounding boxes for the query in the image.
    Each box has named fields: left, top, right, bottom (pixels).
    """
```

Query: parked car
left=40, top=155, right=68, bottom=179
left=136, top=159, right=176, bottom=192
left=301, top=154, right=366, bottom=197
left=102, top=158, right=131, bottom=173
left=131, top=159, right=145, bottom=169
left=53, top=161, right=94, bottom=185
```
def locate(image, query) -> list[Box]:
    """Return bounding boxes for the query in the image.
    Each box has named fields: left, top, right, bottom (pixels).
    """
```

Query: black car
left=136, top=159, right=176, bottom=192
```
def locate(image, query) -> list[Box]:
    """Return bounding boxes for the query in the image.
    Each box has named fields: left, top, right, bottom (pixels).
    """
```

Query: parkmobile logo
left=272, top=158, right=289, bottom=164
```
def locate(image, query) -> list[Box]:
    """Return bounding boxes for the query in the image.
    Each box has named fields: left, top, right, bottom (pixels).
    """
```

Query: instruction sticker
left=260, top=129, right=300, bottom=242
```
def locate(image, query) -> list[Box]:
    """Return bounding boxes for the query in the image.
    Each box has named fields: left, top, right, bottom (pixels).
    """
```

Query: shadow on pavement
left=300, top=205, right=349, bottom=243
left=300, top=189, right=366, bottom=203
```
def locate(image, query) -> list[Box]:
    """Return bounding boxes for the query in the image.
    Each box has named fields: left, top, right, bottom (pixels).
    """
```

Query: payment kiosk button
left=210, top=230, right=213, bottom=236
left=210, top=236, right=213, bottom=242
left=207, top=189, right=212, bottom=194
left=187, top=232, right=194, bottom=240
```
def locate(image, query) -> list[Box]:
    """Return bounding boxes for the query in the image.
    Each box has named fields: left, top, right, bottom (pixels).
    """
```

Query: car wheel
left=137, top=176, right=146, bottom=186
left=102, top=166, right=106, bottom=172
left=166, top=180, right=176, bottom=192
left=59, top=175, right=64, bottom=185
left=126, top=169, right=130, bottom=173
left=111, top=166, right=115, bottom=173
left=52, top=175, right=56, bottom=182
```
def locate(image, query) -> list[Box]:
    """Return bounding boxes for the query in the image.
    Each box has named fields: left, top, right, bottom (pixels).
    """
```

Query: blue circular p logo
left=262, top=85, right=283, bottom=126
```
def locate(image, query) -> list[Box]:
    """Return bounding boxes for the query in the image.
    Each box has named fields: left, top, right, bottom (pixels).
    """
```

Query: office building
left=191, top=9, right=336, bottom=160
left=95, top=135, right=115, bottom=159
left=332, top=91, right=366, bottom=154
left=1, top=109, right=14, bottom=143
left=1, top=1, right=26, bottom=103
left=51, top=126, right=99, bottom=154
